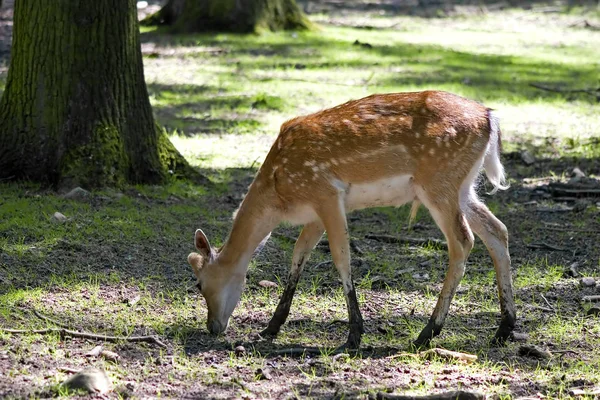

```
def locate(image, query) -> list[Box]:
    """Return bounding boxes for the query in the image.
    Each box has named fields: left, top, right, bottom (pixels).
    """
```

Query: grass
left=1, top=3, right=600, bottom=399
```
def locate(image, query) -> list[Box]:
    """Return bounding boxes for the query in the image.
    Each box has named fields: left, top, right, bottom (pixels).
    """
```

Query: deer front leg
left=317, top=198, right=364, bottom=350
left=261, top=221, right=325, bottom=337
left=465, top=199, right=515, bottom=344
left=414, top=194, right=474, bottom=347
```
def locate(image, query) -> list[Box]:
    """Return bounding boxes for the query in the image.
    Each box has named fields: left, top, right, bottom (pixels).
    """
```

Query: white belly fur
left=345, top=175, right=414, bottom=211
left=283, top=175, right=414, bottom=225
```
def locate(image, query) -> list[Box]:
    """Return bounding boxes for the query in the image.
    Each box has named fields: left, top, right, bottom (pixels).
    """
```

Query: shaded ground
left=1, top=1, right=600, bottom=399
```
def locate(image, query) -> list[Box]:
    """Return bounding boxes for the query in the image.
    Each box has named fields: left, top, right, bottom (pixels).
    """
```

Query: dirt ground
left=1, top=1, right=600, bottom=399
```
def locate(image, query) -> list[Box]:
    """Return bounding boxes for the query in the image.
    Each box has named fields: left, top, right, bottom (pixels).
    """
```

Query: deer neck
left=217, top=186, right=278, bottom=274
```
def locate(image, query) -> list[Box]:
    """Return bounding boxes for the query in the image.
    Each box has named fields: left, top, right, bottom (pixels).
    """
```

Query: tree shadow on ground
left=147, top=83, right=268, bottom=136
left=140, top=30, right=598, bottom=108
left=299, top=0, right=599, bottom=17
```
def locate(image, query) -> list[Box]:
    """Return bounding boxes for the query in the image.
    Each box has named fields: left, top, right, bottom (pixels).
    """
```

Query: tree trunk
left=143, top=0, right=311, bottom=33
left=0, top=0, right=200, bottom=188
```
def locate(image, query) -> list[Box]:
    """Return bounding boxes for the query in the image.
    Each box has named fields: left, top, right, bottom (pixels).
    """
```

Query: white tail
left=484, top=111, right=509, bottom=194
left=188, top=91, right=515, bottom=349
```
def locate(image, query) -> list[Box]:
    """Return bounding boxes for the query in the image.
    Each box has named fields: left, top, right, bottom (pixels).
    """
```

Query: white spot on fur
left=429, top=148, right=435, bottom=155
left=304, top=160, right=316, bottom=167
left=415, top=132, right=421, bottom=139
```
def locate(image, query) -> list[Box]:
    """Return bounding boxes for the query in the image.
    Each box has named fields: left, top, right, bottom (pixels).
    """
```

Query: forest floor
left=1, top=1, right=600, bottom=399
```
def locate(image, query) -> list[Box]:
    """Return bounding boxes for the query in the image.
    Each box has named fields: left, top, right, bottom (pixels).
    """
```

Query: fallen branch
left=262, top=346, right=325, bottom=356
left=387, top=348, right=477, bottom=363
left=377, top=390, right=485, bottom=400
left=365, top=234, right=445, bottom=247
left=0, top=327, right=167, bottom=348
left=530, top=83, right=600, bottom=100
left=32, top=309, right=72, bottom=329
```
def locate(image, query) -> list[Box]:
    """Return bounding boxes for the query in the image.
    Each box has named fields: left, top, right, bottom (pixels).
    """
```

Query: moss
left=156, top=124, right=211, bottom=186
left=59, top=124, right=129, bottom=189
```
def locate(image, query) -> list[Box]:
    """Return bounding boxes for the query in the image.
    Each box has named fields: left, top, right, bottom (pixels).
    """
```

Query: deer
left=187, top=90, right=516, bottom=350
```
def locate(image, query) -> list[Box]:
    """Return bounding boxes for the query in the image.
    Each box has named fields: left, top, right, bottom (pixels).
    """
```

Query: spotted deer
left=187, top=90, right=515, bottom=349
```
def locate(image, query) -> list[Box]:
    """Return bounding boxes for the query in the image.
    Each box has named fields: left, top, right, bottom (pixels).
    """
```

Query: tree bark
left=0, top=0, right=199, bottom=188
left=143, top=0, right=311, bottom=33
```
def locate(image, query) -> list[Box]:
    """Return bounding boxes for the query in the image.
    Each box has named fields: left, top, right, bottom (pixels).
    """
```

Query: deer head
left=187, top=229, right=246, bottom=335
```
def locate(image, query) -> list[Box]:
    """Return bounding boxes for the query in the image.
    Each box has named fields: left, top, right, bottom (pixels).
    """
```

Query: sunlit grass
left=1, top=5, right=600, bottom=398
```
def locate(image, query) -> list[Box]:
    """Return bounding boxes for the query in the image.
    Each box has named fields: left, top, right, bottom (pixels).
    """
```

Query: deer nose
left=207, top=319, right=227, bottom=335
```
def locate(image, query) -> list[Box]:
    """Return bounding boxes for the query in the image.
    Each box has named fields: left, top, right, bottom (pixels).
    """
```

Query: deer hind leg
left=464, top=194, right=515, bottom=344
left=316, top=196, right=364, bottom=350
left=414, top=187, right=474, bottom=347
left=262, top=221, right=325, bottom=337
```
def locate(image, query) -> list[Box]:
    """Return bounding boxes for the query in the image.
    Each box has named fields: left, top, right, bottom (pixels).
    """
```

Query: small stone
left=518, top=344, right=552, bottom=360
left=62, top=187, right=91, bottom=201
left=581, top=277, right=596, bottom=287
left=573, top=199, right=591, bottom=213
left=511, top=332, right=529, bottom=342
left=51, top=212, right=68, bottom=223
left=258, top=280, right=278, bottom=288
left=85, top=345, right=103, bottom=357
left=412, top=272, right=429, bottom=281
left=587, top=304, right=600, bottom=316
left=61, top=368, right=111, bottom=394
left=126, top=295, right=141, bottom=307
left=564, top=262, right=580, bottom=278
left=100, top=350, right=120, bottom=362
left=234, top=345, right=246, bottom=356
left=569, top=167, right=586, bottom=184
left=520, top=150, right=535, bottom=165
left=256, top=367, right=273, bottom=380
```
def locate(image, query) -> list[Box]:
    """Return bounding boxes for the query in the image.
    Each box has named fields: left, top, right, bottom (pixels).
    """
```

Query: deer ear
left=187, top=252, right=204, bottom=277
left=194, top=229, right=212, bottom=259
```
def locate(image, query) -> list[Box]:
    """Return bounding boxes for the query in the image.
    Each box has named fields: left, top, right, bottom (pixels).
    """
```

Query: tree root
left=365, top=234, right=445, bottom=247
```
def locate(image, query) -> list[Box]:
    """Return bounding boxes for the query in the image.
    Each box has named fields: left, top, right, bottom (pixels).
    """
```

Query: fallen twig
left=551, top=349, right=579, bottom=356
left=525, top=304, right=554, bottom=313
left=365, top=234, right=445, bottom=247
left=582, top=295, right=600, bottom=302
left=538, top=226, right=600, bottom=233
left=314, top=260, right=332, bottom=269
left=350, top=240, right=364, bottom=255
left=377, top=390, right=485, bottom=400
left=0, top=327, right=167, bottom=348
left=535, top=207, right=574, bottom=213
left=540, top=294, right=555, bottom=311
left=526, top=242, right=568, bottom=252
